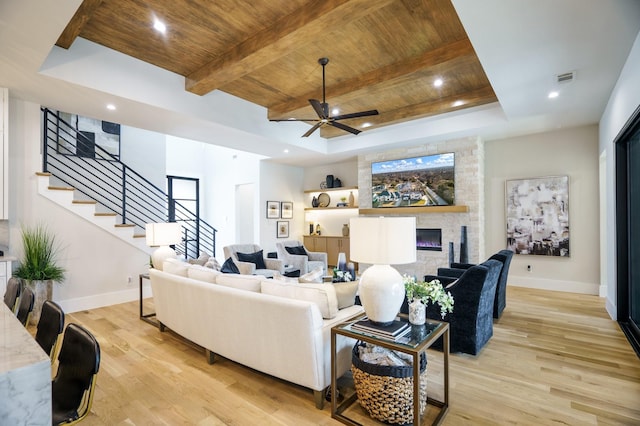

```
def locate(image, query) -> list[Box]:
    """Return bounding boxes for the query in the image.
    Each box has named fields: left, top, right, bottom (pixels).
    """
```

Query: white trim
left=508, top=276, right=599, bottom=295
left=59, top=283, right=152, bottom=314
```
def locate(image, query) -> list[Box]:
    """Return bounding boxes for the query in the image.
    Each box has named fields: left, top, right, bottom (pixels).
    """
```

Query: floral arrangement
left=333, top=268, right=353, bottom=282
left=403, top=274, right=454, bottom=318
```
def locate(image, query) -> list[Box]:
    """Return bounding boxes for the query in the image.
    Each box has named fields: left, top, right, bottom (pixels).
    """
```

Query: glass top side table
left=331, top=313, right=449, bottom=426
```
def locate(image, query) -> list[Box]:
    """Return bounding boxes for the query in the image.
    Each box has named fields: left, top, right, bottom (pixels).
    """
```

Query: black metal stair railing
left=40, top=107, right=216, bottom=259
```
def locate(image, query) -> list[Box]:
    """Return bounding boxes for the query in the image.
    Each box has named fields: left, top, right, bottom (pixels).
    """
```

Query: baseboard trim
left=58, top=284, right=152, bottom=314
left=508, top=275, right=599, bottom=295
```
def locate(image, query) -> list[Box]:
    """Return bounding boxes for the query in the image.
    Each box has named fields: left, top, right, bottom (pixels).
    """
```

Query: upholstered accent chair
left=223, top=244, right=284, bottom=278
left=275, top=240, right=328, bottom=275
left=437, top=249, right=514, bottom=319
left=420, top=259, right=502, bottom=355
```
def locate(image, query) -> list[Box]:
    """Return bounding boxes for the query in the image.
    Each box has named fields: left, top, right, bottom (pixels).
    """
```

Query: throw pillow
left=333, top=281, right=359, bottom=309
left=188, top=251, right=211, bottom=266
left=272, top=271, right=299, bottom=284
left=236, top=250, right=267, bottom=270
left=162, top=258, right=189, bottom=276
left=204, top=257, right=221, bottom=271
left=285, top=246, right=308, bottom=256
left=187, top=265, right=221, bottom=283
left=299, top=266, right=324, bottom=283
left=220, top=257, right=240, bottom=274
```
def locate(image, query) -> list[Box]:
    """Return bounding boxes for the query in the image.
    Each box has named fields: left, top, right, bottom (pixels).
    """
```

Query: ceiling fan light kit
left=270, top=57, right=379, bottom=137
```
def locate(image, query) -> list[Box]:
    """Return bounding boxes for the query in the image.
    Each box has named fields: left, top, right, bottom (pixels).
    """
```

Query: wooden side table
left=331, top=314, right=449, bottom=426
left=139, top=273, right=158, bottom=327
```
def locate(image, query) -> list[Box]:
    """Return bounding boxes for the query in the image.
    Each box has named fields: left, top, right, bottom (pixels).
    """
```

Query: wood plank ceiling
left=56, top=0, right=497, bottom=139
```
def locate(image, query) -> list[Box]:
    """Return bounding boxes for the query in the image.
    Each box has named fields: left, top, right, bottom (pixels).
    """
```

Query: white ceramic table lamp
left=350, top=216, right=416, bottom=325
left=146, top=222, right=182, bottom=271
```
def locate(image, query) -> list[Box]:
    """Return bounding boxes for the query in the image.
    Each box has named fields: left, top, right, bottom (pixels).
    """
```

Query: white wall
left=8, top=98, right=150, bottom=313
left=599, top=31, right=640, bottom=319
left=485, top=125, right=600, bottom=294
left=259, top=161, right=304, bottom=254
left=120, top=126, right=166, bottom=190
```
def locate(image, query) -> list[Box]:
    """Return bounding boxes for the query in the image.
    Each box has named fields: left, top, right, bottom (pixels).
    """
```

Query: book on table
left=351, top=318, right=410, bottom=340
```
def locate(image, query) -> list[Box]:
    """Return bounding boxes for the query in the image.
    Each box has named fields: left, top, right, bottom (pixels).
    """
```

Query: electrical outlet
left=127, top=276, right=132, bottom=286
left=527, top=265, right=532, bottom=272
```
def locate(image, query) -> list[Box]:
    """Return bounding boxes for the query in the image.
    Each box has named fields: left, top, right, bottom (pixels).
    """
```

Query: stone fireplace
left=357, top=136, right=484, bottom=279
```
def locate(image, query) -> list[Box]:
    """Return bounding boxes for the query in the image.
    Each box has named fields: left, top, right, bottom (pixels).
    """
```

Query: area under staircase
left=36, top=171, right=152, bottom=254
left=39, top=108, right=217, bottom=258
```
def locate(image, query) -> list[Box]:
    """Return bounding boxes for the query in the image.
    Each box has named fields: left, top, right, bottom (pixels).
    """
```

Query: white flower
left=403, top=274, right=454, bottom=319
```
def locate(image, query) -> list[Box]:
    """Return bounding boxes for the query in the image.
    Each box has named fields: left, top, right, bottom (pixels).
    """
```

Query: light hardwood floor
left=47, top=286, right=639, bottom=425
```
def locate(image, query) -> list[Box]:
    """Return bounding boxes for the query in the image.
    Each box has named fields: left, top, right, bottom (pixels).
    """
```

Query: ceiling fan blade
left=302, top=122, right=323, bottom=137
left=329, top=120, right=361, bottom=135
left=309, top=99, right=327, bottom=119
left=270, top=118, right=319, bottom=122
left=332, top=109, right=379, bottom=121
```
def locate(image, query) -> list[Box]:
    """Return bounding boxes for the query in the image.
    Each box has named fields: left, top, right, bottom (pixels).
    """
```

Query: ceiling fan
left=270, top=57, right=379, bottom=137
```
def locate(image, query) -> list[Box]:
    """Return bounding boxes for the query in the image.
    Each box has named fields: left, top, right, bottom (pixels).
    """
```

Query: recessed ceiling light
left=153, top=18, right=166, bottom=34
left=332, top=108, right=340, bottom=115
left=452, top=100, right=464, bottom=107
left=548, top=91, right=559, bottom=99
left=434, top=78, right=443, bottom=87
left=362, top=122, right=372, bottom=128
left=283, top=149, right=289, bottom=153
left=106, top=104, right=116, bottom=110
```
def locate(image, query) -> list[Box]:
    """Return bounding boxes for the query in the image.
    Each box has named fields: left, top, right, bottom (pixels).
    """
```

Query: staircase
left=36, top=172, right=152, bottom=254
left=39, top=108, right=217, bottom=258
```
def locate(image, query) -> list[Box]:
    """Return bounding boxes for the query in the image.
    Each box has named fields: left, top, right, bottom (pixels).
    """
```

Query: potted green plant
left=403, top=274, right=454, bottom=324
left=14, top=223, right=65, bottom=325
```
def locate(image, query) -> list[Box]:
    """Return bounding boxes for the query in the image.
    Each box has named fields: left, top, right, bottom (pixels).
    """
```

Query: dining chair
left=35, top=300, right=65, bottom=362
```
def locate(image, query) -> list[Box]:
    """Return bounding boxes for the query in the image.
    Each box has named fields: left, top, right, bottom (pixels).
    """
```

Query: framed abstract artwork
left=277, top=221, right=289, bottom=238
left=280, top=201, right=293, bottom=219
left=506, top=176, right=569, bottom=256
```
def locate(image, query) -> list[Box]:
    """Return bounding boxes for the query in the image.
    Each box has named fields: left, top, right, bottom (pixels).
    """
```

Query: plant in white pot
left=14, top=224, right=65, bottom=325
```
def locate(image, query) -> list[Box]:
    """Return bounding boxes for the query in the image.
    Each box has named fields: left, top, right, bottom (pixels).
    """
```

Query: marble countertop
left=1, top=304, right=49, bottom=374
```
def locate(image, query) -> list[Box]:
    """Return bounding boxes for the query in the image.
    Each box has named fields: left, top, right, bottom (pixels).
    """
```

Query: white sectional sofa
left=149, top=259, right=364, bottom=409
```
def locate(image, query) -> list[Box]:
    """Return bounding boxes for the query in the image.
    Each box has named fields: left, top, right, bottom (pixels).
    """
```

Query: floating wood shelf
left=304, top=206, right=359, bottom=211
left=358, top=205, right=469, bottom=214
left=304, top=186, right=358, bottom=194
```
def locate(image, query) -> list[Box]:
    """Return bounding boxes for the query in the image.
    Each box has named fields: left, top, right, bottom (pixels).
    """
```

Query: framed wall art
left=56, top=111, right=121, bottom=160
left=506, top=175, right=569, bottom=257
left=280, top=201, right=293, bottom=219
left=277, top=221, right=289, bottom=238
left=266, top=201, right=280, bottom=219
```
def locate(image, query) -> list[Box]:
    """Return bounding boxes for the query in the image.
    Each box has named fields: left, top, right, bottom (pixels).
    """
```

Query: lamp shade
left=145, top=222, right=182, bottom=271
left=145, top=222, right=182, bottom=247
left=349, top=216, right=416, bottom=325
left=350, top=216, right=416, bottom=265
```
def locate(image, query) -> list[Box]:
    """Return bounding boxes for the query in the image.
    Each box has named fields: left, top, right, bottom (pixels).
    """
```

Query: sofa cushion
left=333, top=281, right=359, bottom=309
left=187, top=264, right=221, bottom=283
left=221, top=257, right=240, bottom=274
left=272, top=271, right=300, bottom=284
left=299, top=266, right=324, bottom=283
left=236, top=250, right=267, bottom=270
left=163, top=258, right=189, bottom=276
left=261, top=280, right=338, bottom=319
left=215, top=274, right=263, bottom=292
left=285, top=246, right=308, bottom=256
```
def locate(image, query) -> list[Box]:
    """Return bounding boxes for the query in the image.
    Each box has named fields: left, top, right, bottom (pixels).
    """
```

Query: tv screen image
left=371, top=153, right=455, bottom=208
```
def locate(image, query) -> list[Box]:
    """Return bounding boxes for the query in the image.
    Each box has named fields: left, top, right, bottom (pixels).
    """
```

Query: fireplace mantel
left=358, top=205, right=469, bottom=215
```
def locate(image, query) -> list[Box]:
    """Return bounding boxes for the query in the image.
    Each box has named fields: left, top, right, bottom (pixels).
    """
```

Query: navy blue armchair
left=437, top=249, right=514, bottom=319
left=419, top=259, right=502, bottom=355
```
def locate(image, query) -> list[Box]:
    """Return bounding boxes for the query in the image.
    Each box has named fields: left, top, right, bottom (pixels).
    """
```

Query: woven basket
left=351, top=342, right=428, bottom=425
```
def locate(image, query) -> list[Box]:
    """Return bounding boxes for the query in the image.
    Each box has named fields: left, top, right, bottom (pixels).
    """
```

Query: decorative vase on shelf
left=312, top=196, right=319, bottom=208
left=342, top=223, right=349, bottom=236
left=408, top=299, right=426, bottom=325
left=348, top=191, right=355, bottom=207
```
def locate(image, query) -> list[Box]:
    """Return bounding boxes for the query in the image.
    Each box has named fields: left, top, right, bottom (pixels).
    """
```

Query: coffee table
left=331, top=313, right=449, bottom=426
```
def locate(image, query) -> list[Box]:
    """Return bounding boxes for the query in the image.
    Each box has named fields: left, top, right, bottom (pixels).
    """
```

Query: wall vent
left=556, top=71, right=575, bottom=83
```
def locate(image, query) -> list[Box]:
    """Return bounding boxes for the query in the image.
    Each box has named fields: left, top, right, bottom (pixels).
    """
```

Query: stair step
left=94, top=212, right=117, bottom=217
left=36, top=172, right=52, bottom=177
left=48, top=185, right=75, bottom=191
left=133, top=234, right=146, bottom=239
left=73, top=200, right=97, bottom=205
left=114, top=224, right=135, bottom=228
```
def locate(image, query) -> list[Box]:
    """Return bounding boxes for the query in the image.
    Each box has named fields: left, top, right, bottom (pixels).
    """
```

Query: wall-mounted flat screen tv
left=371, top=153, right=455, bottom=208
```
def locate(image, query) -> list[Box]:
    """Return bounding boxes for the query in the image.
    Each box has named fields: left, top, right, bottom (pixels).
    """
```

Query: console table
left=331, top=314, right=449, bottom=426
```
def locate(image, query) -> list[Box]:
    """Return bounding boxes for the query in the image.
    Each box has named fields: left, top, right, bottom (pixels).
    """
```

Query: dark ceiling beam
left=55, top=0, right=104, bottom=49
left=185, top=0, right=394, bottom=96
left=267, top=38, right=476, bottom=118
left=319, top=84, right=498, bottom=138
